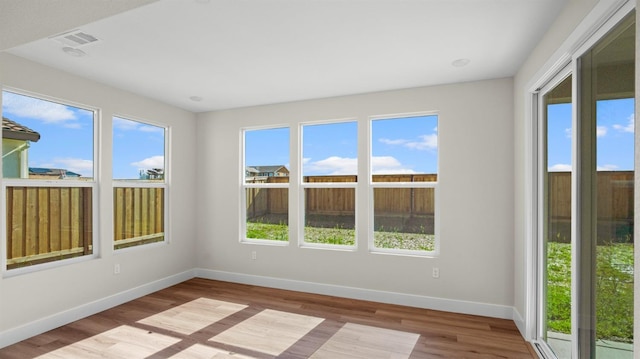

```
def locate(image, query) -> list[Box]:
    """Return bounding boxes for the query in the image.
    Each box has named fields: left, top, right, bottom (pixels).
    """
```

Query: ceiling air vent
left=50, top=30, right=99, bottom=47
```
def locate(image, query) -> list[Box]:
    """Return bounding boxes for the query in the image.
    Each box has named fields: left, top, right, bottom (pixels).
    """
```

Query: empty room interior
left=0, top=0, right=638, bottom=358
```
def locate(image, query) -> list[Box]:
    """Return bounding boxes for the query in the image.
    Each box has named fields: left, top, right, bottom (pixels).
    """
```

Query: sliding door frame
left=526, top=1, right=637, bottom=358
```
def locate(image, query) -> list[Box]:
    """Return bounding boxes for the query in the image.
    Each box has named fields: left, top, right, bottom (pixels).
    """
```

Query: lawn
left=547, top=241, right=634, bottom=343
left=246, top=221, right=434, bottom=250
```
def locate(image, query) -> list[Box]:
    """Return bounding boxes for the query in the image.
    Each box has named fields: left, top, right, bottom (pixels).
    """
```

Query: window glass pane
left=6, top=186, right=92, bottom=269
left=244, top=127, right=289, bottom=242
left=113, top=117, right=165, bottom=181
left=304, top=188, right=355, bottom=246
left=245, top=188, right=288, bottom=241
left=371, top=115, right=438, bottom=253
left=245, top=127, right=290, bottom=183
left=302, top=122, right=357, bottom=178
left=595, top=98, right=634, bottom=352
left=2, top=91, right=94, bottom=180
left=373, top=187, right=434, bottom=251
left=543, top=75, right=572, bottom=358
left=576, top=11, right=634, bottom=356
left=371, top=115, right=437, bottom=179
left=113, top=187, right=165, bottom=249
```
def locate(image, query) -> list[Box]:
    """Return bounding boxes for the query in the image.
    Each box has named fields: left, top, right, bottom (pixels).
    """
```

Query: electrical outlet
left=432, top=267, right=439, bottom=279
left=251, top=251, right=257, bottom=260
left=114, top=263, right=121, bottom=275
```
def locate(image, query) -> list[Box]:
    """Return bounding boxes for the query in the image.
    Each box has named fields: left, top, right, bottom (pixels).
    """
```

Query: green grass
left=246, top=221, right=288, bottom=241
left=246, top=222, right=434, bottom=250
left=304, top=225, right=355, bottom=246
left=547, top=241, right=634, bottom=343
left=374, top=226, right=434, bottom=251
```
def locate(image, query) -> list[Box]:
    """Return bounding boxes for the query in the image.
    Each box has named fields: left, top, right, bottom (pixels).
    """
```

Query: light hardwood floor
left=0, top=278, right=538, bottom=358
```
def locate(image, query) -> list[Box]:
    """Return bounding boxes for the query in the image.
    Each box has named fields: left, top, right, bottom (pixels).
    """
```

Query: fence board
left=50, top=188, right=61, bottom=252
left=38, top=188, right=50, bottom=254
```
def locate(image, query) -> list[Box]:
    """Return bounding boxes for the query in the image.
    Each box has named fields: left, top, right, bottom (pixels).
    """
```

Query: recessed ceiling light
left=190, top=96, right=203, bottom=102
left=451, top=58, right=470, bottom=67
left=62, top=46, right=86, bottom=57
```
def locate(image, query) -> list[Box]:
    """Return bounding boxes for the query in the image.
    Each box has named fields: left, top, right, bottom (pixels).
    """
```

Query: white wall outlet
left=114, top=263, right=121, bottom=275
left=432, top=267, right=439, bottom=279
left=251, top=251, right=257, bottom=260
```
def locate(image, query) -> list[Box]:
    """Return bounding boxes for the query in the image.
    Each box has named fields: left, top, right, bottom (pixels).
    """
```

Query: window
left=301, top=121, right=357, bottom=247
left=370, top=114, right=438, bottom=254
left=113, top=116, right=167, bottom=250
left=2, top=90, right=96, bottom=270
left=243, top=127, right=289, bottom=243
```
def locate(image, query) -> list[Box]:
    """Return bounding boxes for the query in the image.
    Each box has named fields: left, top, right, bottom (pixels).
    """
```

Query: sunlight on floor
left=36, top=297, right=421, bottom=358
left=137, top=297, right=247, bottom=335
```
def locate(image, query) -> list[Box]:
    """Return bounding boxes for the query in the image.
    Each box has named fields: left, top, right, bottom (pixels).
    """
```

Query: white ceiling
left=3, top=0, right=568, bottom=112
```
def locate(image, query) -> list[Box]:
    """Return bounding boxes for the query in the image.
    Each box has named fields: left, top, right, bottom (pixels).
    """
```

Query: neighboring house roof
left=248, top=165, right=289, bottom=174
left=29, top=167, right=81, bottom=177
left=2, top=117, right=41, bottom=142
left=245, top=167, right=259, bottom=174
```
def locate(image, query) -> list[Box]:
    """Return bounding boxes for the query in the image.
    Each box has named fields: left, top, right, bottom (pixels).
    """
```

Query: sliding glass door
left=537, top=9, right=635, bottom=359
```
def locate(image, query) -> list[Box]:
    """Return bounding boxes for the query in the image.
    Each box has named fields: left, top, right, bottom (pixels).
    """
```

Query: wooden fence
left=248, top=172, right=633, bottom=223
left=113, top=187, right=164, bottom=249
left=246, top=174, right=438, bottom=218
left=547, top=171, right=633, bottom=220
left=6, top=186, right=92, bottom=269
left=547, top=171, right=634, bottom=243
left=5, top=186, right=164, bottom=268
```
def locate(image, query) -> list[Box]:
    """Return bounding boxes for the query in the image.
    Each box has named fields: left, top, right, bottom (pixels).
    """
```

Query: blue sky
left=547, top=98, right=634, bottom=171
left=2, top=91, right=164, bottom=179
left=245, top=115, right=439, bottom=176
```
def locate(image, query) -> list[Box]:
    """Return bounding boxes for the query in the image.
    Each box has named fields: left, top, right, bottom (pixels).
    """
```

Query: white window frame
left=1, top=88, right=100, bottom=276
left=112, top=115, right=169, bottom=252
left=241, top=125, right=290, bottom=246
left=368, top=112, right=440, bottom=257
left=299, top=119, right=358, bottom=251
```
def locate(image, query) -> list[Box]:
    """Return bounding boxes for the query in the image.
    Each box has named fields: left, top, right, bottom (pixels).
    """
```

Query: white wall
left=196, top=78, right=515, bottom=315
left=0, top=53, right=198, bottom=341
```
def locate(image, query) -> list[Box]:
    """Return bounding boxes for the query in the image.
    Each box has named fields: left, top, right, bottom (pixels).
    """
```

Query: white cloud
left=548, top=163, right=571, bottom=172
left=53, top=158, right=93, bottom=176
left=613, top=114, right=634, bottom=133
left=113, top=117, right=163, bottom=133
left=305, top=156, right=356, bottom=175
left=304, top=155, right=416, bottom=175
left=113, top=117, right=140, bottom=130
left=379, top=133, right=438, bottom=151
left=379, top=138, right=409, bottom=146
left=131, top=155, right=164, bottom=169
left=598, top=164, right=619, bottom=171
left=596, top=126, right=607, bottom=137
left=372, top=156, right=416, bottom=174
left=564, top=128, right=571, bottom=139
left=2, top=91, right=80, bottom=127
left=139, top=125, right=163, bottom=133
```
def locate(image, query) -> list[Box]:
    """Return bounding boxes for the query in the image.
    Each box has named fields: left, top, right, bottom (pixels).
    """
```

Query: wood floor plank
left=0, top=278, right=536, bottom=358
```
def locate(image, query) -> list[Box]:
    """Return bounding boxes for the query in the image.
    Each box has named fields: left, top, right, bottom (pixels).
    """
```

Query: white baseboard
left=0, top=269, right=196, bottom=349
left=195, top=268, right=515, bottom=320
left=512, top=307, right=527, bottom=339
